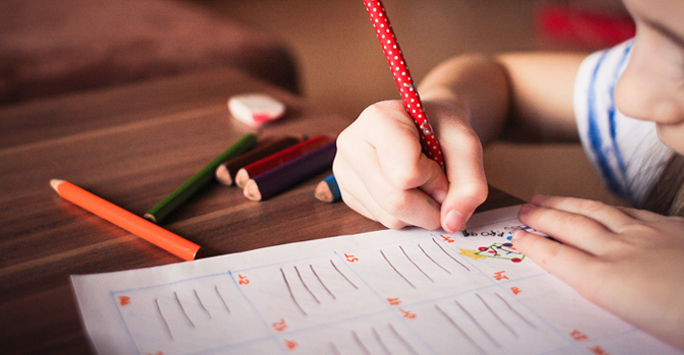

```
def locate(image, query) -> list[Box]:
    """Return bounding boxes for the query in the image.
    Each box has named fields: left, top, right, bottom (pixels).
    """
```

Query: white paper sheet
left=71, top=206, right=682, bottom=355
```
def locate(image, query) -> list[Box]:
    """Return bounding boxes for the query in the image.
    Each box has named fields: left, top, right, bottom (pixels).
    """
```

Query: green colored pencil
left=145, top=133, right=257, bottom=224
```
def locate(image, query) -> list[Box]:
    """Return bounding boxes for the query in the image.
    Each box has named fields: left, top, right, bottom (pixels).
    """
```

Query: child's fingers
left=512, top=230, right=601, bottom=300
left=339, top=182, right=405, bottom=228
left=530, top=195, right=636, bottom=231
left=357, top=153, right=442, bottom=230
left=364, top=102, right=449, bottom=195
left=518, top=203, right=616, bottom=255
left=333, top=155, right=440, bottom=230
left=334, top=161, right=407, bottom=229
left=437, top=121, right=488, bottom=233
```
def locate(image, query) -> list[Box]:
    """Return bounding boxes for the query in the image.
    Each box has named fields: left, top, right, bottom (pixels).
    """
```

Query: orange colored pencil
left=50, top=179, right=202, bottom=261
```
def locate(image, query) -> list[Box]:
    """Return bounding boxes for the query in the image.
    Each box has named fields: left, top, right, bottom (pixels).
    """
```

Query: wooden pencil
left=51, top=179, right=203, bottom=261
left=314, top=174, right=341, bottom=203
left=234, top=135, right=331, bottom=188
left=215, top=136, right=300, bottom=186
left=244, top=141, right=337, bottom=201
left=145, top=133, right=257, bottom=224
left=363, top=0, right=445, bottom=169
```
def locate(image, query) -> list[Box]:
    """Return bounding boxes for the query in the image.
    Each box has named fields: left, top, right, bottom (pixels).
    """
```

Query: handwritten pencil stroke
left=194, top=289, right=212, bottom=319
left=495, top=293, right=536, bottom=329
left=352, top=330, right=372, bottom=355
left=371, top=326, right=392, bottom=355
left=294, top=265, right=320, bottom=304
left=330, top=259, right=358, bottom=289
left=310, top=264, right=336, bottom=300
left=455, top=300, right=500, bottom=348
left=380, top=249, right=416, bottom=289
left=388, top=323, right=419, bottom=355
left=476, top=293, right=517, bottom=337
left=280, top=267, right=307, bottom=316
left=434, top=304, right=486, bottom=355
left=399, top=245, right=434, bottom=282
left=432, top=237, right=470, bottom=271
left=174, top=291, right=195, bottom=327
left=214, top=285, right=231, bottom=314
left=418, top=243, right=451, bottom=275
left=154, top=298, right=173, bottom=340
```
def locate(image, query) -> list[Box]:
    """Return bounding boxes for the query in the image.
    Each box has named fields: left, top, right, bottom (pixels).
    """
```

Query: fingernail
left=519, top=203, right=536, bottom=214
left=530, top=195, right=547, bottom=205
left=512, top=230, right=526, bottom=240
left=444, top=209, right=464, bottom=233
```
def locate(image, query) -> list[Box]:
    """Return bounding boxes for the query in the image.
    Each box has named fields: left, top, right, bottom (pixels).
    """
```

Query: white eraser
left=227, top=93, right=286, bottom=127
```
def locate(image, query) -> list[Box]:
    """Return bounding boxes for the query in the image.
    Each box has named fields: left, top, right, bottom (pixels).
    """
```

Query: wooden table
left=0, top=68, right=522, bottom=354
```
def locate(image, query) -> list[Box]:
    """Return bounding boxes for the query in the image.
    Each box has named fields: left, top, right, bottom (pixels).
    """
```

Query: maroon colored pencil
left=234, top=135, right=331, bottom=188
left=215, top=136, right=301, bottom=186
left=243, top=141, right=337, bottom=201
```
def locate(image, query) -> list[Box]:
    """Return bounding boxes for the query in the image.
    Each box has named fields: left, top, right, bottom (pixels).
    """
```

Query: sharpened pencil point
left=215, top=164, right=233, bottom=186
left=235, top=169, right=249, bottom=188
left=143, top=213, right=157, bottom=223
left=243, top=180, right=262, bottom=201
left=314, top=180, right=334, bottom=203
left=50, top=179, right=65, bottom=192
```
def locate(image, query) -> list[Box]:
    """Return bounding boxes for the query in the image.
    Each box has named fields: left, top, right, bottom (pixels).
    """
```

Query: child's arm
left=514, top=195, right=684, bottom=349
left=333, top=52, right=586, bottom=232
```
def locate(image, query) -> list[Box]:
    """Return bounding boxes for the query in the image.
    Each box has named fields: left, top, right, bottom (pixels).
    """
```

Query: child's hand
left=513, top=195, right=684, bottom=349
left=333, top=99, right=488, bottom=232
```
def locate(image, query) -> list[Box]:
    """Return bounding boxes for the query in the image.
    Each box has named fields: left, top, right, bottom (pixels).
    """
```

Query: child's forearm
left=419, top=53, right=585, bottom=145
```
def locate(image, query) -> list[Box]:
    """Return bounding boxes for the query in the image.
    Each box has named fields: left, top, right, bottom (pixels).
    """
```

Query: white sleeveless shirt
left=573, top=40, right=673, bottom=206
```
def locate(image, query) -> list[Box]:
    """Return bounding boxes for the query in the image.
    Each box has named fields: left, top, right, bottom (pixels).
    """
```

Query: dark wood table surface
left=0, top=67, right=522, bottom=354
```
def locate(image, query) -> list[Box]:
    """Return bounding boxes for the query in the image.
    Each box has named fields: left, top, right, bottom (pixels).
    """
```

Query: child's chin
left=655, top=123, right=684, bottom=154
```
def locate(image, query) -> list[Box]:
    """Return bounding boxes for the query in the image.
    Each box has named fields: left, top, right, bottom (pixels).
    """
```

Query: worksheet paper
left=71, top=206, right=682, bottom=355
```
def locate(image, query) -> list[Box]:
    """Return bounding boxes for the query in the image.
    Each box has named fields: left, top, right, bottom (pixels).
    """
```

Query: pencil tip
left=215, top=165, right=233, bottom=186
left=50, top=179, right=64, bottom=192
left=314, top=180, right=333, bottom=202
left=243, top=180, right=262, bottom=201
left=143, top=213, right=157, bottom=224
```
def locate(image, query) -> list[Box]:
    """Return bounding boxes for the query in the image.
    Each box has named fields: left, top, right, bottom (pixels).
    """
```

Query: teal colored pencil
left=314, top=174, right=341, bottom=203
left=145, top=133, right=257, bottom=223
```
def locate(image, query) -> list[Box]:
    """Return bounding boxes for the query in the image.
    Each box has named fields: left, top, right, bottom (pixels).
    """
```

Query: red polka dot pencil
left=362, top=0, right=445, bottom=169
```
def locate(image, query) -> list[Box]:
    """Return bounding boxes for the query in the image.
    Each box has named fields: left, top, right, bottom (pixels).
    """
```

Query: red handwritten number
left=588, top=345, right=610, bottom=355
left=238, top=274, right=250, bottom=285
left=399, top=308, right=417, bottom=319
left=272, top=318, right=287, bottom=332
left=387, top=297, right=401, bottom=306
left=119, top=296, right=131, bottom=306
left=440, top=235, right=455, bottom=243
left=570, top=330, right=588, bottom=341
left=284, top=340, right=298, bottom=350
left=511, top=287, right=521, bottom=295
left=345, top=253, right=359, bottom=262
left=493, top=271, right=509, bottom=281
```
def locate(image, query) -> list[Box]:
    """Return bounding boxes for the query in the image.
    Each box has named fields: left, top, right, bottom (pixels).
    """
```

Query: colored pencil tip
left=314, top=180, right=333, bottom=203
left=50, top=179, right=65, bottom=192
left=215, top=164, right=233, bottom=186
left=143, top=213, right=158, bottom=223
left=243, top=180, right=262, bottom=201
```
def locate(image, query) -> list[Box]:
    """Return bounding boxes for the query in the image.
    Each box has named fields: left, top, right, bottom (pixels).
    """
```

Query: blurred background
left=190, top=0, right=632, bottom=205
left=2, top=0, right=635, bottom=205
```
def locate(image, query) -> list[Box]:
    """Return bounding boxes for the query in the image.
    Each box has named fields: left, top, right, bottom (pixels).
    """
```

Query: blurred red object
left=536, top=4, right=636, bottom=49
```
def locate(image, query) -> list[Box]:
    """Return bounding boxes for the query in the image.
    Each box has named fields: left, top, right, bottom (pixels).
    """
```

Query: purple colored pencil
left=243, top=141, right=336, bottom=201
